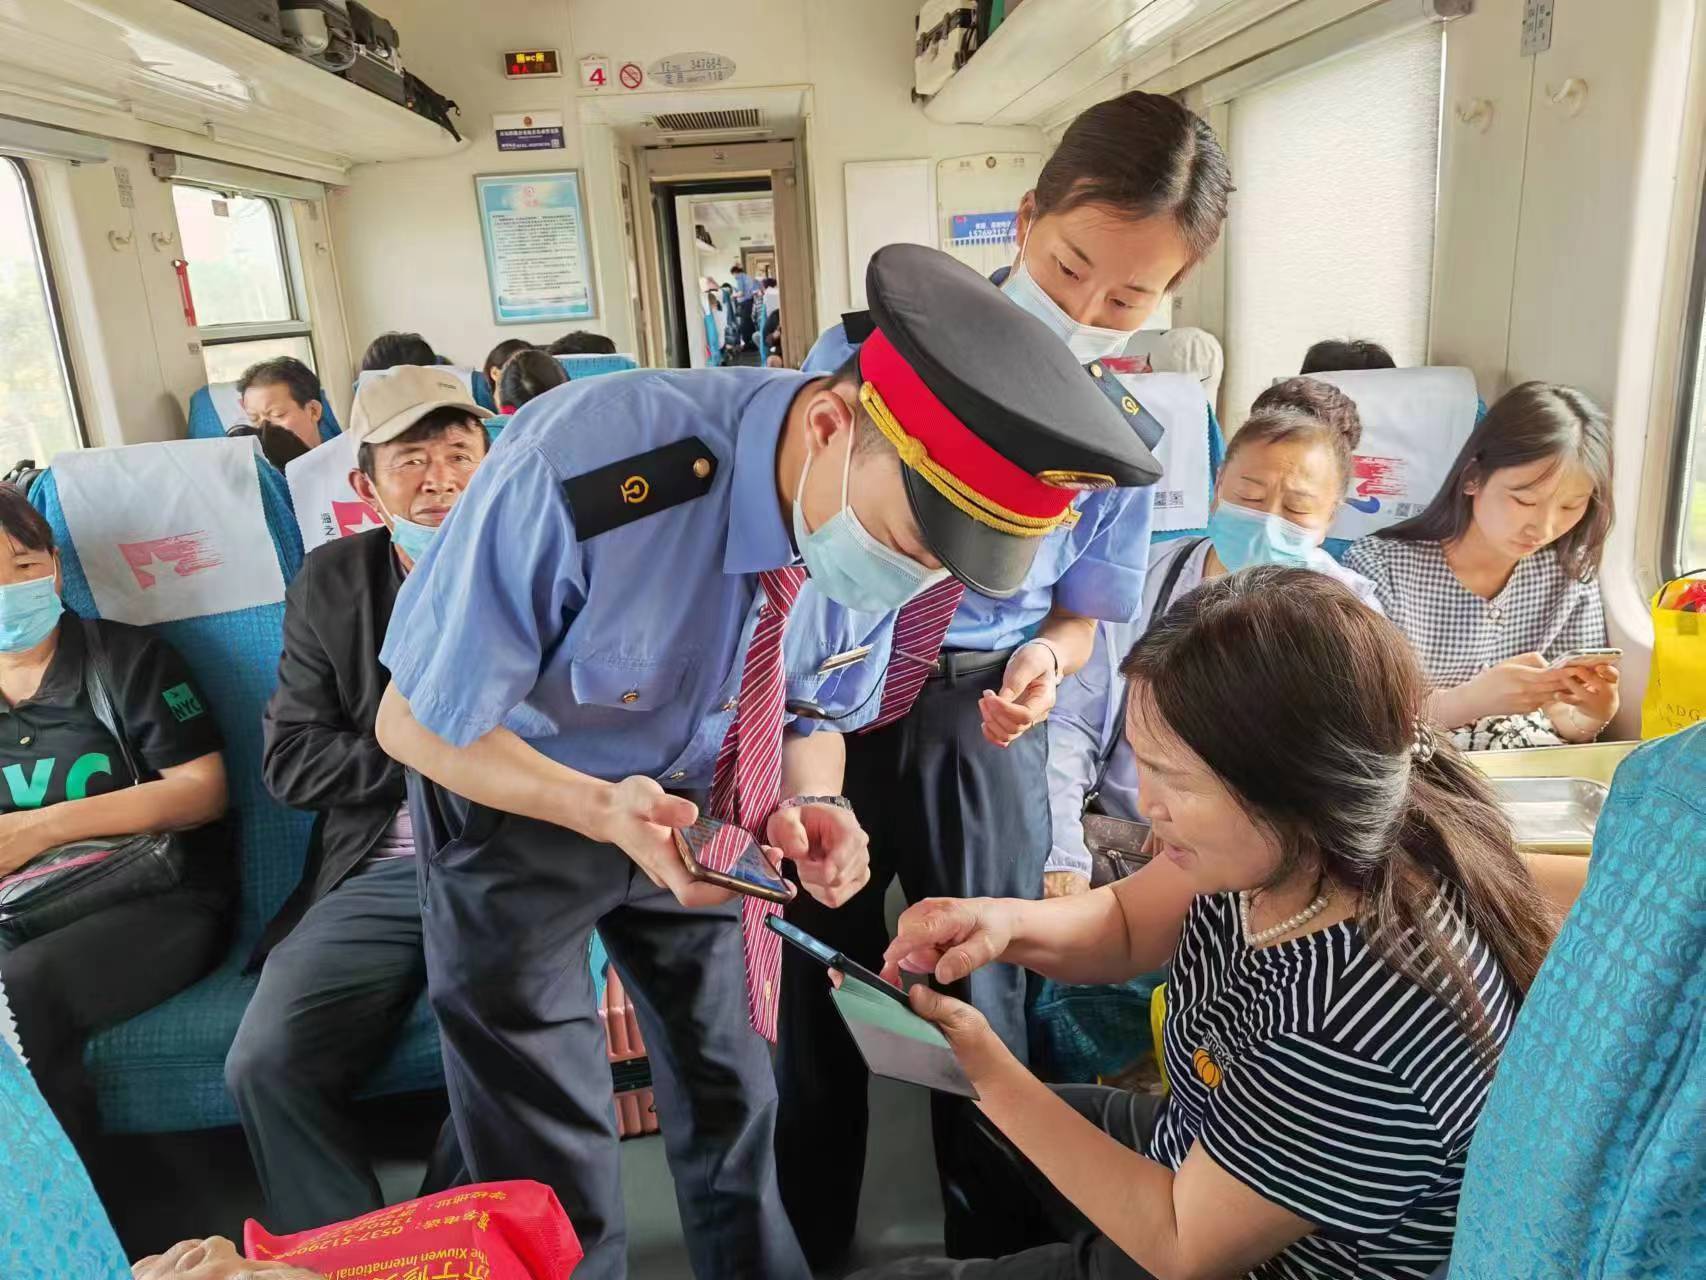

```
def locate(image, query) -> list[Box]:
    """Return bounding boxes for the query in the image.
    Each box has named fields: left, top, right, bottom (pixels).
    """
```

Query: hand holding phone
left=673, top=815, right=796, bottom=904
left=1549, top=647, right=1623, bottom=670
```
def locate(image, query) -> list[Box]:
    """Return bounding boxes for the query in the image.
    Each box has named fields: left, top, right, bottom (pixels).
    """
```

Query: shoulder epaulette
left=1086, top=361, right=1166, bottom=452
left=842, top=310, right=876, bottom=344
left=562, top=436, right=719, bottom=541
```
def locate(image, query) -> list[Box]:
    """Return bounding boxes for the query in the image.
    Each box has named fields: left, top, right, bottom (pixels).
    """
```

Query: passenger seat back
left=1297, top=366, right=1479, bottom=559
left=555, top=353, right=639, bottom=380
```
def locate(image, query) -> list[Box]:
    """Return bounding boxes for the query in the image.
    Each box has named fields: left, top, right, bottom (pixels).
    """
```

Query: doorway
left=667, top=185, right=776, bottom=368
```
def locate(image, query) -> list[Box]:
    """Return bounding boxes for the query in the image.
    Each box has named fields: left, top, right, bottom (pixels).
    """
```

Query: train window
left=1220, top=24, right=1443, bottom=422
left=171, top=185, right=313, bottom=384
left=1679, top=334, right=1706, bottom=574
left=0, top=157, right=83, bottom=464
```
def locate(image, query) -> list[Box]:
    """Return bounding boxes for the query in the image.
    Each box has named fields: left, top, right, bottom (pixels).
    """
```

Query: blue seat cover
left=27, top=460, right=442, bottom=1134
left=555, top=353, right=640, bottom=380
left=1450, top=725, right=1706, bottom=1277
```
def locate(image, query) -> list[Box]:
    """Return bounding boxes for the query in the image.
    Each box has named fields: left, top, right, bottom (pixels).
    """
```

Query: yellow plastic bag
left=1641, top=571, right=1706, bottom=738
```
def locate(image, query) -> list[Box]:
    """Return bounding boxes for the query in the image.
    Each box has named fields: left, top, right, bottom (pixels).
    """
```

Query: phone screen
left=675, top=816, right=793, bottom=898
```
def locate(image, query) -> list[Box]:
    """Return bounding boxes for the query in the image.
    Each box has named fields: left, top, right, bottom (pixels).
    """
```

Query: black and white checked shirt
left=1342, top=535, right=1607, bottom=689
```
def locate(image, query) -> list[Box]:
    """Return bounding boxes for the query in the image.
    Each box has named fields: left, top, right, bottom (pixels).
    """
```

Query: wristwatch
left=775, top=794, right=852, bottom=811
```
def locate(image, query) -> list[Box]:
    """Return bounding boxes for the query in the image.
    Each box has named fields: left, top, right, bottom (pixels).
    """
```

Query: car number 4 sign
left=580, top=56, right=610, bottom=89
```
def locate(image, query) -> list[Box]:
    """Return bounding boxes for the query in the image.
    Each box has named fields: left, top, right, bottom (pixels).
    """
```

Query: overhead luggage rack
left=0, top=0, right=464, bottom=184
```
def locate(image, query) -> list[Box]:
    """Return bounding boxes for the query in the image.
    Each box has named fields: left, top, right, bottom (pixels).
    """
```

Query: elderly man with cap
left=226, top=366, right=489, bottom=1232
left=373, top=245, right=1160, bottom=1280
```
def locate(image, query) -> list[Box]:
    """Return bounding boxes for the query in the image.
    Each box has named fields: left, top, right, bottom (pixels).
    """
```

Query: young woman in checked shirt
left=1342, top=382, right=1618, bottom=750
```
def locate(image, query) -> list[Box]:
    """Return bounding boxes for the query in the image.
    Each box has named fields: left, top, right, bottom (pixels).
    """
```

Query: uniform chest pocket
left=568, top=654, right=690, bottom=711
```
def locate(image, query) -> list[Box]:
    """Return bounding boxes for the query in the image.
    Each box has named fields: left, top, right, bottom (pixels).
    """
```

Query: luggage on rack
left=914, top=0, right=991, bottom=100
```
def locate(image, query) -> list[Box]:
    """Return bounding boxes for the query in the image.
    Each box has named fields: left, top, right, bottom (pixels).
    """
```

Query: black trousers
left=415, top=787, right=807, bottom=1280
left=850, top=1086, right=1165, bottom=1280
left=226, top=856, right=443, bottom=1233
left=0, top=886, right=226, bottom=1151
left=775, top=663, right=1052, bottom=1262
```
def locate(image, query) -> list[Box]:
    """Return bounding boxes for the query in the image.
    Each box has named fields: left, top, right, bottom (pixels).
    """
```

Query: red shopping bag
left=244, top=1179, right=581, bottom=1279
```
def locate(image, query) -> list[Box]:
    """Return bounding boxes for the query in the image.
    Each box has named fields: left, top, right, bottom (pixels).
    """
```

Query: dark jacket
left=251, top=528, right=405, bottom=967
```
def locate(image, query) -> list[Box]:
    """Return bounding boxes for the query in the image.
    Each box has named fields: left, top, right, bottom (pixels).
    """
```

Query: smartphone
left=673, top=816, right=796, bottom=904
left=765, top=916, right=911, bottom=1007
left=1549, top=647, right=1623, bottom=670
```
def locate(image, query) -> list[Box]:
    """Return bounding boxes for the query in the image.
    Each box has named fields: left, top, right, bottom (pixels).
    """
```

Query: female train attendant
left=1343, top=382, right=1617, bottom=750
left=779, top=90, right=1233, bottom=1265
left=865, top=570, right=1554, bottom=1280
left=0, top=490, right=229, bottom=1154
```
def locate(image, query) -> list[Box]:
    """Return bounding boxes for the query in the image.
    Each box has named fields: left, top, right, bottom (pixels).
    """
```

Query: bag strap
left=78, top=619, right=142, bottom=786
left=1084, top=538, right=1206, bottom=811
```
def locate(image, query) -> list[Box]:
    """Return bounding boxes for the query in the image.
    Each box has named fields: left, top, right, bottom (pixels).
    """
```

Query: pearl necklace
left=1239, top=887, right=1330, bottom=947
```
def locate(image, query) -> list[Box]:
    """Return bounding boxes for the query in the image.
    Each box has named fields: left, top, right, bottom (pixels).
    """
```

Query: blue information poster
left=474, top=170, right=597, bottom=324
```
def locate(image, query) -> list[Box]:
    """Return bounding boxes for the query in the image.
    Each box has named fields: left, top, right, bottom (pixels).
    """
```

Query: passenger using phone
left=372, top=246, right=1161, bottom=1280
left=859, top=569, right=1555, bottom=1280
left=1344, top=382, right=1619, bottom=749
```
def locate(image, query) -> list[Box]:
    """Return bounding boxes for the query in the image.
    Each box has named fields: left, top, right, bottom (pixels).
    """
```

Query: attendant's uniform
left=779, top=313, right=1158, bottom=1260
left=384, top=246, right=1162, bottom=1279
left=0, top=618, right=227, bottom=1150
left=228, top=527, right=437, bottom=1232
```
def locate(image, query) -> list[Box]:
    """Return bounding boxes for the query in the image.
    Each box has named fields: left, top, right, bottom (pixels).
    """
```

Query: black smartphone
left=765, top=916, right=910, bottom=1007
left=673, top=816, right=796, bottom=904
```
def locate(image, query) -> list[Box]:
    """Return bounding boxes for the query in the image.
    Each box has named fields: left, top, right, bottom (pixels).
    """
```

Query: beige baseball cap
left=349, top=365, right=485, bottom=446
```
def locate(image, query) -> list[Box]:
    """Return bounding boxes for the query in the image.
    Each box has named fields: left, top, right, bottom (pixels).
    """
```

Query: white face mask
left=1001, top=230, right=1138, bottom=362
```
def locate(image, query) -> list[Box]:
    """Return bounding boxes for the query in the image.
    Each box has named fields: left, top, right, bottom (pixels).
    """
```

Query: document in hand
left=830, top=972, right=980, bottom=1100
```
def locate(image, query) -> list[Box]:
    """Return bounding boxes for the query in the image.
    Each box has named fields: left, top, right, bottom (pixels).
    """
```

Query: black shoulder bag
left=0, top=621, right=196, bottom=944
left=1081, top=539, right=1205, bottom=887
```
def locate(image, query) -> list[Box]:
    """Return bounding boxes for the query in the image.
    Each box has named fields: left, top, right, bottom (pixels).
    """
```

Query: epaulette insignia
left=1087, top=363, right=1166, bottom=452
left=842, top=310, right=877, bottom=344
left=563, top=436, right=718, bottom=541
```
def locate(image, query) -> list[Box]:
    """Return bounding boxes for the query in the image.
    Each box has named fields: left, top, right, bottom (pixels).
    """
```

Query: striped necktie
left=860, top=578, right=965, bottom=733
left=706, top=566, right=808, bottom=1041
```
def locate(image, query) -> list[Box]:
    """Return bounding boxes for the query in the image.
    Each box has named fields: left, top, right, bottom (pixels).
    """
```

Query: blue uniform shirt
left=1045, top=619, right=1144, bottom=878
left=733, top=271, right=760, bottom=302
left=381, top=368, right=893, bottom=787
left=800, top=317, right=1157, bottom=651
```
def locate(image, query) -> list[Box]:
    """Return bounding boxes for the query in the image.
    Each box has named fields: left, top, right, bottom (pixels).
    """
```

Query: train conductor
left=374, top=244, right=1162, bottom=1280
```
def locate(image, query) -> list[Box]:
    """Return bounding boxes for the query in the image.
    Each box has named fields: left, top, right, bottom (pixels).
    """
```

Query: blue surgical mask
left=388, top=514, right=438, bottom=564
left=0, top=574, right=63, bottom=653
left=792, top=434, right=949, bottom=613
left=1001, top=233, right=1136, bottom=362
left=1207, top=501, right=1329, bottom=572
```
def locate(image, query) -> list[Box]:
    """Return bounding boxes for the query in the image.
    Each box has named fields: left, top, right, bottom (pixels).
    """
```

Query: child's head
left=1385, top=382, right=1613, bottom=579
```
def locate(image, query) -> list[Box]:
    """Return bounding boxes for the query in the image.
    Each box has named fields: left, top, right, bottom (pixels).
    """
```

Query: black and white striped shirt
left=1147, top=893, right=1517, bottom=1279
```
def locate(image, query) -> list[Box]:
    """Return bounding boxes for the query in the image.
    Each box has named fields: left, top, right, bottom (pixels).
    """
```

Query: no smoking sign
left=619, top=62, right=644, bottom=90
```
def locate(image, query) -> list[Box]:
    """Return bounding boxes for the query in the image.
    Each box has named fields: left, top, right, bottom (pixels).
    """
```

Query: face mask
left=792, top=432, right=949, bottom=613
left=1001, top=232, right=1136, bottom=362
left=0, top=574, right=63, bottom=653
left=373, top=492, right=440, bottom=564
left=1207, top=501, right=1328, bottom=573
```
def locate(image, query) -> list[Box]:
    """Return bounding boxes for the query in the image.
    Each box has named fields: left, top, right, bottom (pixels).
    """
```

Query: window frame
left=1, top=155, right=87, bottom=449
left=1664, top=170, right=1706, bottom=578
left=171, top=183, right=317, bottom=374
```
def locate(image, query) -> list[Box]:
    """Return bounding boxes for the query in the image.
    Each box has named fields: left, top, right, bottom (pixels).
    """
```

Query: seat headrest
left=1299, top=366, right=1479, bottom=542
left=205, top=382, right=245, bottom=430
left=51, top=438, right=288, bottom=625
left=284, top=433, right=385, bottom=553
left=1108, top=369, right=1215, bottom=535
left=554, top=353, right=639, bottom=380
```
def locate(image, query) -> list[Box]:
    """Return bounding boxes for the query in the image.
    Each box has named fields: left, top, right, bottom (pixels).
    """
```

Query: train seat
left=24, top=441, right=442, bottom=1135
left=554, top=353, right=640, bottom=380
left=1103, top=367, right=1226, bottom=545
left=1296, top=366, right=1480, bottom=560
left=186, top=381, right=342, bottom=444
left=483, top=413, right=510, bottom=444
left=1449, top=723, right=1705, bottom=1276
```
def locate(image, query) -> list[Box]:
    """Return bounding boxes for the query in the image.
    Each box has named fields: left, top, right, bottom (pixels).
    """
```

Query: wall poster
left=474, top=170, right=598, bottom=325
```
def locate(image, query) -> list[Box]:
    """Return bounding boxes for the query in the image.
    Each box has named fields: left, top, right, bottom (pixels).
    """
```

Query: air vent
left=649, top=108, right=764, bottom=133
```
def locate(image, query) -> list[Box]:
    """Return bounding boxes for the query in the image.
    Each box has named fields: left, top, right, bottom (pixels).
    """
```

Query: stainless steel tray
left=1489, top=777, right=1608, bottom=853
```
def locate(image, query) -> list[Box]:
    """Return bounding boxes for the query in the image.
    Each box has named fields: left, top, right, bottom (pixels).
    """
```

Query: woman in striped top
left=858, top=568, right=1557, bottom=1280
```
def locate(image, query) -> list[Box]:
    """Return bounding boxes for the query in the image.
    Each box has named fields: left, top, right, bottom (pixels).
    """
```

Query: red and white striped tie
left=705, top=566, right=807, bottom=1041
left=860, top=578, right=965, bottom=733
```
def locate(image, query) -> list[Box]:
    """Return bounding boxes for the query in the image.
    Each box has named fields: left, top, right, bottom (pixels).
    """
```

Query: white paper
left=1115, top=371, right=1214, bottom=534
left=286, top=432, right=384, bottom=554
left=1307, top=366, right=1479, bottom=542
left=55, top=438, right=285, bottom=625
